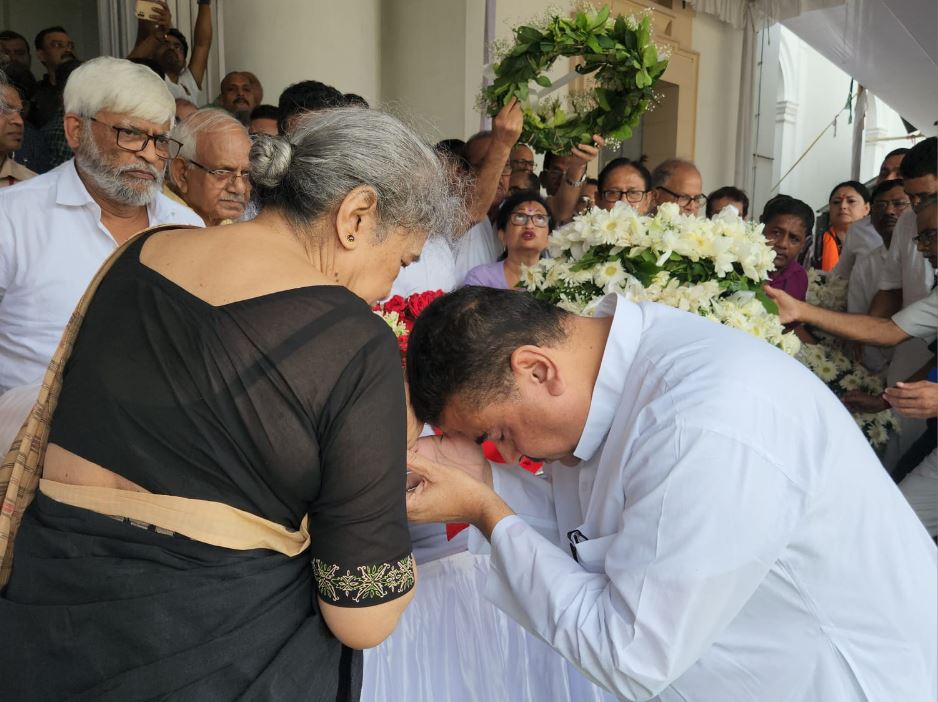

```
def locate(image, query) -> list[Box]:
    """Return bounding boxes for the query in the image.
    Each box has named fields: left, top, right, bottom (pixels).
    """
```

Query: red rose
left=397, top=334, right=410, bottom=357
left=407, top=289, right=444, bottom=319
left=383, top=295, right=407, bottom=314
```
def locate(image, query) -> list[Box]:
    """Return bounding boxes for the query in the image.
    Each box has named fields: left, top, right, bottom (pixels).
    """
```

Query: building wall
left=0, top=0, right=100, bottom=78
left=220, top=0, right=381, bottom=109
left=690, top=12, right=742, bottom=194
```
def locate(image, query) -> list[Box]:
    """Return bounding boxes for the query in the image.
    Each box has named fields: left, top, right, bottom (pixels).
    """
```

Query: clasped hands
left=405, top=433, right=514, bottom=539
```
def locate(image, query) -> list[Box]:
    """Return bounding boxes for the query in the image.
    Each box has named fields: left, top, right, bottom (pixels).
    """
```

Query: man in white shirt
left=0, top=57, right=203, bottom=395
left=129, top=0, right=213, bottom=106
left=867, top=137, right=936, bottom=459
left=847, top=179, right=910, bottom=371
left=404, top=286, right=937, bottom=701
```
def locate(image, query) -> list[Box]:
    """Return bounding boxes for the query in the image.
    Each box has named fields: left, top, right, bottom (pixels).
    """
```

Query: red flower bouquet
left=374, top=290, right=445, bottom=363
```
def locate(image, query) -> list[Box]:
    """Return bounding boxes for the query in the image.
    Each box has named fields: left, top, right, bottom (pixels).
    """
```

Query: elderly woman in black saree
left=0, top=106, right=462, bottom=700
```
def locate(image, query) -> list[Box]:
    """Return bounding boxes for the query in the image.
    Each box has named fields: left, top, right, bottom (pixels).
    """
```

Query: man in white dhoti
left=403, top=286, right=937, bottom=701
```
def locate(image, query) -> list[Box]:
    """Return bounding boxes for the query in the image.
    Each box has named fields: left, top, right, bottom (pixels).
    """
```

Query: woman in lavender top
left=462, top=190, right=553, bottom=290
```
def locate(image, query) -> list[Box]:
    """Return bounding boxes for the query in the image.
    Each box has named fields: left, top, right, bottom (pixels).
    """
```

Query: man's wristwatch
left=564, top=171, right=587, bottom=187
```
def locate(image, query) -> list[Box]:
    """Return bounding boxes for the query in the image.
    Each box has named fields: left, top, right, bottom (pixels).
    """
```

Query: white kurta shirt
left=165, top=67, right=203, bottom=105
left=453, top=218, right=502, bottom=283
left=0, top=159, right=204, bottom=392
left=848, top=244, right=892, bottom=371
left=479, top=295, right=937, bottom=701
left=389, top=235, right=458, bottom=298
left=832, top=216, right=881, bottom=279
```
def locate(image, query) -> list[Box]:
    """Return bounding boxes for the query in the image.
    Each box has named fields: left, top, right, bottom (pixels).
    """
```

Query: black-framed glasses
left=656, top=185, right=707, bottom=208
left=908, top=191, right=937, bottom=213
left=87, top=116, right=181, bottom=159
left=509, top=211, right=549, bottom=227
left=913, top=229, right=937, bottom=245
left=602, top=188, right=647, bottom=204
left=510, top=158, right=535, bottom=172
left=187, top=158, right=251, bottom=185
left=871, top=198, right=911, bottom=213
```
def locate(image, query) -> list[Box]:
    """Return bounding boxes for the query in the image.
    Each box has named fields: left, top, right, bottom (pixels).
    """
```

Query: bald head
left=652, top=159, right=704, bottom=216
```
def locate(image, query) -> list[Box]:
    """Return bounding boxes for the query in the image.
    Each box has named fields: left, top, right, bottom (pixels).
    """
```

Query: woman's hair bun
left=250, top=135, right=294, bottom=189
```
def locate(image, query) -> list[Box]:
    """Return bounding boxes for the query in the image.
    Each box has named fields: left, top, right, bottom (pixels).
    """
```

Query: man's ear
left=335, top=185, right=379, bottom=251
left=63, top=113, right=84, bottom=150
left=170, top=158, right=189, bottom=194
left=510, top=345, right=565, bottom=396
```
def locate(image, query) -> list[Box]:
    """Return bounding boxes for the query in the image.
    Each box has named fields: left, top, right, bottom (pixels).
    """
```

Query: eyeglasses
left=509, top=211, right=549, bottom=227
left=656, top=185, right=707, bottom=208
left=913, top=229, right=937, bottom=245
left=0, top=105, right=23, bottom=117
left=187, top=158, right=251, bottom=185
left=602, top=188, right=647, bottom=204
left=908, top=191, right=937, bottom=213
left=510, top=158, right=535, bottom=172
left=871, top=198, right=911, bottom=213
left=88, top=116, right=181, bottom=159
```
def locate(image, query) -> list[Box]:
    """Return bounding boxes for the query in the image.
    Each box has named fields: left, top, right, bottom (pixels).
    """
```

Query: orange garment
left=820, top=229, right=842, bottom=271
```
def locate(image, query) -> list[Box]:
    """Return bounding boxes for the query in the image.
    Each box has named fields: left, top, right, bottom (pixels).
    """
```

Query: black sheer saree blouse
left=49, top=231, right=414, bottom=607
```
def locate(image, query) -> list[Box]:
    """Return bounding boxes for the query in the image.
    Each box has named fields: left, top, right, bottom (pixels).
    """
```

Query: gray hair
left=64, top=56, right=175, bottom=125
left=171, top=107, right=247, bottom=162
left=251, top=107, right=467, bottom=240
left=651, top=158, right=700, bottom=188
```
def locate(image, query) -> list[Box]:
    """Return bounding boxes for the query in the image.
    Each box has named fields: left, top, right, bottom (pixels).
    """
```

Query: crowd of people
left=0, top=7, right=935, bottom=702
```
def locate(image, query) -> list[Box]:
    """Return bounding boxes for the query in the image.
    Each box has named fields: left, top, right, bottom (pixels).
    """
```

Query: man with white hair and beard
left=167, top=108, right=251, bottom=225
left=0, top=56, right=203, bottom=399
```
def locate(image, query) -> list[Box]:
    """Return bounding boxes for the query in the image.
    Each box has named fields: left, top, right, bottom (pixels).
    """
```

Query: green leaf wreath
left=482, top=5, right=669, bottom=153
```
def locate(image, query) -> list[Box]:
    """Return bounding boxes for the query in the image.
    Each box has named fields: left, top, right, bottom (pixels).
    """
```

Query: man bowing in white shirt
left=404, top=286, right=937, bottom=702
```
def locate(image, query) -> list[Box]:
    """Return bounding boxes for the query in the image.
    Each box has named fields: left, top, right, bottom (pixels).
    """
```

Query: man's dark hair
left=435, top=139, right=471, bottom=177
left=34, top=26, right=67, bottom=51
left=759, top=195, right=815, bottom=235
left=899, top=137, right=937, bottom=180
left=166, top=28, right=188, bottom=59
left=406, top=287, right=570, bottom=425
left=598, top=157, right=652, bottom=193
left=883, top=147, right=909, bottom=162
left=828, top=180, right=871, bottom=203
left=514, top=172, right=541, bottom=191
left=128, top=57, right=164, bottom=80
left=705, top=185, right=750, bottom=218
left=870, top=178, right=905, bottom=202
left=542, top=151, right=559, bottom=171
left=277, top=79, right=344, bottom=133
left=494, top=189, right=554, bottom=233
left=250, top=103, right=279, bottom=122
left=343, top=92, right=369, bottom=108
left=3, top=60, right=37, bottom=100
left=0, top=30, right=28, bottom=49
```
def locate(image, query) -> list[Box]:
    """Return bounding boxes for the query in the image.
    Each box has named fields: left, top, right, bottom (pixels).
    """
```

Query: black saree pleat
left=0, top=493, right=361, bottom=702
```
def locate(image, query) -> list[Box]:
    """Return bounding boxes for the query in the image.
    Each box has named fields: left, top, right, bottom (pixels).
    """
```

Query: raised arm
left=127, top=2, right=172, bottom=59
left=765, top=284, right=910, bottom=347
left=466, top=99, right=523, bottom=226
left=548, top=135, right=604, bottom=225
left=188, top=0, right=213, bottom=89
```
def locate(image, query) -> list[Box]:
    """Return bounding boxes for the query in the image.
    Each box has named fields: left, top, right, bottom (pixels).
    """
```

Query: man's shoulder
left=0, top=162, right=66, bottom=213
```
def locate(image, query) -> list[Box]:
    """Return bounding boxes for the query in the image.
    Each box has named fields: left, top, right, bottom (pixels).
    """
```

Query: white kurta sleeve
left=490, top=462, right=559, bottom=541
left=483, top=425, right=808, bottom=701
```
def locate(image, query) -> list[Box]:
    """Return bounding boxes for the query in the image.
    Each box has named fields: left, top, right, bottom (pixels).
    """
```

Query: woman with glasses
left=595, top=157, right=653, bottom=214
left=818, top=180, right=871, bottom=271
left=462, top=190, right=553, bottom=289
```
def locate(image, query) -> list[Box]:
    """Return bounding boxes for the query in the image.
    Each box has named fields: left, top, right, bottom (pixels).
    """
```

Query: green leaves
left=482, top=4, right=670, bottom=153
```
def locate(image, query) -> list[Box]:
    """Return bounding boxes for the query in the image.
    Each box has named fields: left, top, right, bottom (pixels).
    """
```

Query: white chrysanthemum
left=593, top=258, right=627, bottom=289
left=813, top=359, right=840, bottom=383
left=780, top=332, right=801, bottom=356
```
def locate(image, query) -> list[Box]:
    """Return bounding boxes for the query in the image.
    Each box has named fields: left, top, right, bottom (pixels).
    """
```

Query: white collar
left=572, top=294, right=643, bottom=461
left=53, top=158, right=202, bottom=227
